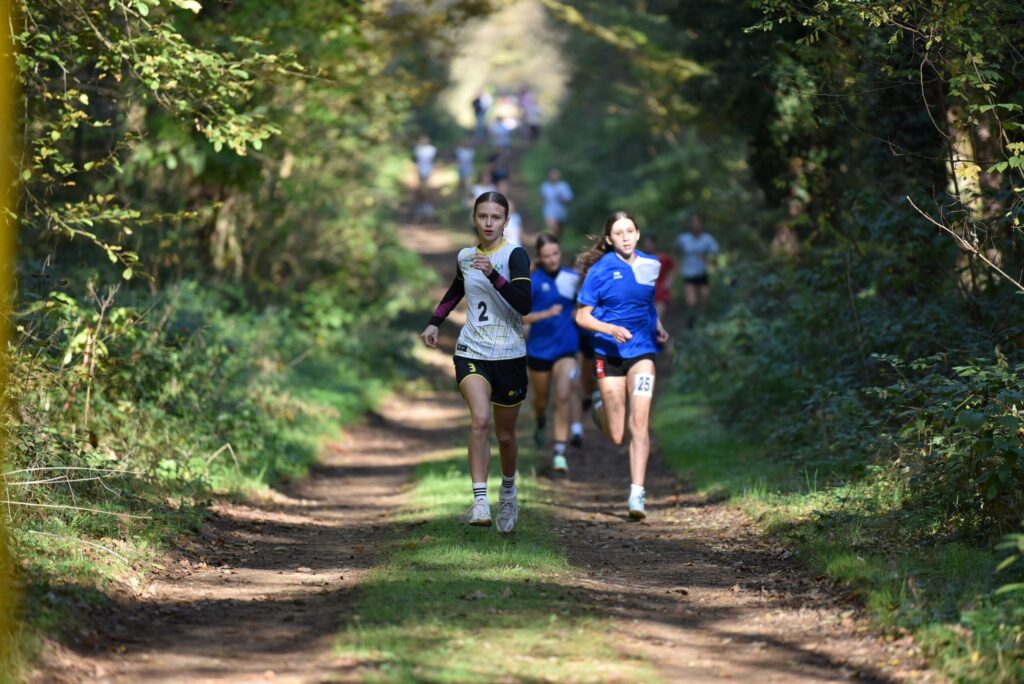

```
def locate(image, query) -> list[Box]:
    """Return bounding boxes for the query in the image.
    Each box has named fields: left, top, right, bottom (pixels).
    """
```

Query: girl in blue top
left=524, top=234, right=584, bottom=474
left=576, top=211, right=669, bottom=519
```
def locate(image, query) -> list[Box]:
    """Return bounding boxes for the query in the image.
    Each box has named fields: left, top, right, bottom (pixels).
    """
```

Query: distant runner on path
left=540, top=168, right=573, bottom=235
left=472, top=90, right=492, bottom=142
left=413, top=135, right=437, bottom=189
left=524, top=234, right=582, bottom=473
left=676, top=212, right=719, bottom=327
left=421, top=192, right=532, bottom=533
left=576, top=212, right=669, bottom=520
left=454, top=137, right=476, bottom=193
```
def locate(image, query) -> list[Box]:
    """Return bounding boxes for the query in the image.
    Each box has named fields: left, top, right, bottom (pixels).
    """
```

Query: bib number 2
left=633, top=373, right=654, bottom=397
left=477, top=301, right=490, bottom=323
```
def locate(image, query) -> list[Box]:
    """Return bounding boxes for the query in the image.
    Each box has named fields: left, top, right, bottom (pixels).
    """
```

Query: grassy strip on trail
left=335, top=443, right=655, bottom=683
left=654, top=393, right=1024, bottom=684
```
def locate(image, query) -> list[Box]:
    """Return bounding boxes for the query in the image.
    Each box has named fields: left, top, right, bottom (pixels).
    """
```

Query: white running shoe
left=552, top=454, right=569, bottom=473
left=497, top=488, right=519, bottom=533
left=467, top=498, right=492, bottom=526
left=628, top=489, right=647, bottom=520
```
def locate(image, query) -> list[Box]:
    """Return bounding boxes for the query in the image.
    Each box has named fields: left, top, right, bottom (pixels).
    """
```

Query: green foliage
left=534, top=2, right=772, bottom=245
left=866, top=354, right=1024, bottom=531
left=8, top=0, right=483, bottom=670
left=538, top=1, right=1024, bottom=681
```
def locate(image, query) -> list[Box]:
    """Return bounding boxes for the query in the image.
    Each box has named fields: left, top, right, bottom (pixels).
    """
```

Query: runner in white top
left=505, top=200, right=523, bottom=247
left=413, top=135, right=437, bottom=187
left=540, top=168, right=573, bottom=235
left=421, top=192, right=532, bottom=533
left=454, top=137, right=475, bottom=193
left=675, top=212, right=719, bottom=327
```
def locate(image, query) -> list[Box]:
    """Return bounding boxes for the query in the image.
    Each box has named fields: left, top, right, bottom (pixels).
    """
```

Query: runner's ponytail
left=577, top=211, right=635, bottom=281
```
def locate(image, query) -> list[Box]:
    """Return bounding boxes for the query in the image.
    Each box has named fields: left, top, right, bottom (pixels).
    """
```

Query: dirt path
left=31, top=161, right=938, bottom=683
left=541, top=428, right=936, bottom=682
left=32, top=390, right=464, bottom=684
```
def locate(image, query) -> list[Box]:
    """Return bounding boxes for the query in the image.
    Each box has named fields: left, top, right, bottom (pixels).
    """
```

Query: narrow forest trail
left=31, top=162, right=939, bottom=683
left=32, top=391, right=466, bottom=683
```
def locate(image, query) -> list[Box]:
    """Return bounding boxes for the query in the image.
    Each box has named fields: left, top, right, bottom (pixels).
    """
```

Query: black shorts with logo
left=595, top=353, right=657, bottom=379
left=454, top=356, right=528, bottom=407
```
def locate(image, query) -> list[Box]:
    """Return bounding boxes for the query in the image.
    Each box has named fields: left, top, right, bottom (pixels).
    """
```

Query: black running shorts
left=454, top=356, right=528, bottom=407
left=683, top=274, right=709, bottom=286
left=526, top=353, right=576, bottom=373
left=594, top=353, right=657, bottom=379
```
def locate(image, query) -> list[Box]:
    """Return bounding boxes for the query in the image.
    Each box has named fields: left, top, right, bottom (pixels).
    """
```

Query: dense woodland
left=534, top=1, right=1024, bottom=679
left=3, top=0, right=488, bottom=671
left=3, top=0, right=1024, bottom=681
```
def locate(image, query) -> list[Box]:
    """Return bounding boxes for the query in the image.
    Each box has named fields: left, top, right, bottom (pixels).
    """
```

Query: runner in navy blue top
left=524, top=234, right=583, bottom=473
left=576, top=211, right=669, bottom=519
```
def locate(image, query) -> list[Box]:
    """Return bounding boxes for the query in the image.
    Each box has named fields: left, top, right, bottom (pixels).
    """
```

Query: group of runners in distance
left=421, top=186, right=719, bottom=532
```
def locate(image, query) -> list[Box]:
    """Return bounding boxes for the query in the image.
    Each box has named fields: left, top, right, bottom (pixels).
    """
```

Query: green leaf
left=995, top=583, right=1024, bottom=595
left=996, top=554, right=1019, bottom=572
left=957, top=411, right=987, bottom=432
left=122, top=267, right=133, bottom=281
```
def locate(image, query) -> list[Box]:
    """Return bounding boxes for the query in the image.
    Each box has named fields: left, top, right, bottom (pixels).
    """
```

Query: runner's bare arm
left=523, top=303, right=562, bottom=324
left=575, top=305, right=632, bottom=343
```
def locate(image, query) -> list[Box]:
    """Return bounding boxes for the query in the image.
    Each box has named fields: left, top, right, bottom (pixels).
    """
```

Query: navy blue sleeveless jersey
left=577, top=250, right=661, bottom=359
left=526, top=267, right=580, bottom=361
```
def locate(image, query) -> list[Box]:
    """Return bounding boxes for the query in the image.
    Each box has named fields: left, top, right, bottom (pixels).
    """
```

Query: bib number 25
left=633, top=373, right=654, bottom=397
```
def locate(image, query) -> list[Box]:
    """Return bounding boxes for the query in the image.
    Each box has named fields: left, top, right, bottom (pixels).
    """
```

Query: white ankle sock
left=570, top=422, right=583, bottom=436
left=630, top=483, right=645, bottom=498
left=473, top=481, right=488, bottom=502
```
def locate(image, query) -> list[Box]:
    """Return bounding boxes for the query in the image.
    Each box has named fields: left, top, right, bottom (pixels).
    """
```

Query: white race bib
left=633, top=373, right=654, bottom=397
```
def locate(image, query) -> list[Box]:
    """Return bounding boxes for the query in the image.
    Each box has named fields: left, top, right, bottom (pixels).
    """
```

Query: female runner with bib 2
left=420, top=192, right=532, bottom=532
left=576, top=212, right=669, bottom=519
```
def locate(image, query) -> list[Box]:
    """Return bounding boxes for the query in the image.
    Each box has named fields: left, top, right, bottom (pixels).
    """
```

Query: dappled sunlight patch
left=440, top=0, right=570, bottom=129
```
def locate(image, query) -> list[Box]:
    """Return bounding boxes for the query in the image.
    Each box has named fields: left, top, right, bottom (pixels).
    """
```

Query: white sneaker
left=497, top=488, right=519, bottom=533
left=467, top=498, right=492, bottom=526
left=628, top=489, right=647, bottom=520
left=552, top=454, right=569, bottom=473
